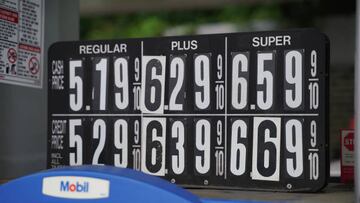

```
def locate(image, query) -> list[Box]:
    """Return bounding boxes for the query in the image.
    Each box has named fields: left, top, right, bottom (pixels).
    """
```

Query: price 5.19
left=69, top=57, right=130, bottom=112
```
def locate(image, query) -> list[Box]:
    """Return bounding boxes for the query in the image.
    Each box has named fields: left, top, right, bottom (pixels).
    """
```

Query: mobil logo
left=60, top=180, right=89, bottom=192
left=43, top=176, right=109, bottom=199
left=344, top=132, right=354, bottom=151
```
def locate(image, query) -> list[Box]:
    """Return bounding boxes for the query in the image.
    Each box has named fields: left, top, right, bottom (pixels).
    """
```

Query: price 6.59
left=67, top=49, right=319, bottom=113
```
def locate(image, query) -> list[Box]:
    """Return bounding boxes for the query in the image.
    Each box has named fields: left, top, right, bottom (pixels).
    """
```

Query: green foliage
left=125, top=16, right=167, bottom=37
left=251, top=5, right=282, bottom=20
left=80, top=4, right=285, bottom=40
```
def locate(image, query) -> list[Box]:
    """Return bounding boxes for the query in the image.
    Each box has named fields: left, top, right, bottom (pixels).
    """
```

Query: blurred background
left=79, top=0, right=356, bottom=178
left=0, top=0, right=355, bottom=181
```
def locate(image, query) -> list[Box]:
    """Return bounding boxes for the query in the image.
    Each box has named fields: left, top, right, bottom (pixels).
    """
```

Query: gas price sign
left=48, top=29, right=329, bottom=192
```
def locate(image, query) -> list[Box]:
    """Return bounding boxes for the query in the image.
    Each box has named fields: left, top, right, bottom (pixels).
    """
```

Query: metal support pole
left=355, top=0, right=360, bottom=202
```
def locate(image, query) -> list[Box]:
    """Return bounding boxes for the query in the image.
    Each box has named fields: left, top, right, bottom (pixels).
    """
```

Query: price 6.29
left=67, top=49, right=318, bottom=113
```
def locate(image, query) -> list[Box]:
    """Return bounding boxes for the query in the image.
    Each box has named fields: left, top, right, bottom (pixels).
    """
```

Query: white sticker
left=141, top=117, right=166, bottom=176
left=251, top=117, right=281, bottom=181
left=42, top=176, right=110, bottom=199
left=140, top=55, right=166, bottom=114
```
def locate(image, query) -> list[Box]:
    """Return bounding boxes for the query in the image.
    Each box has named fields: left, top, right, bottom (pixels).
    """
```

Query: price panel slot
left=48, top=29, right=329, bottom=192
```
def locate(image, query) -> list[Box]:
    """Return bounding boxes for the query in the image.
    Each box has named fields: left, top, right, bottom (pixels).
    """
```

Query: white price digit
left=216, top=120, right=223, bottom=145
left=217, top=54, right=223, bottom=79
left=95, top=58, right=108, bottom=110
left=310, top=120, right=317, bottom=147
left=215, top=150, right=224, bottom=176
left=114, top=58, right=129, bottom=110
left=285, top=119, right=303, bottom=177
left=230, top=119, right=247, bottom=176
left=215, top=54, right=224, bottom=111
left=215, top=84, right=224, bottom=110
left=133, top=58, right=141, bottom=111
left=309, top=50, right=319, bottom=110
left=114, top=119, right=128, bottom=167
left=92, top=119, right=106, bottom=165
left=132, top=119, right=141, bottom=171
left=309, top=82, right=319, bottom=110
left=285, top=50, right=303, bottom=109
left=169, top=57, right=185, bottom=111
left=309, top=120, right=319, bottom=180
left=257, top=53, right=274, bottom=110
left=195, top=119, right=211, bottom=174
left=69, top=60, right=83, bottom=111
left=310, top=50, right=317, bottom=77
left=231, top=53, right=248, bottom=110
left=69, top=119, right=82, bottom=165
left=134, top=120, right=140, bottom=144
left=133, top=86, right=141, bottom=111
left=171, top=121, right=185, bottom=175
left=134, top=57, right=140, bottom=81
left=194, top=55, right=210, bottom=110
left=215, top=120, right=224, bottom=176
left=132, top=148, right=141, bottom=171
left=309, top=153, right=319, bottom=180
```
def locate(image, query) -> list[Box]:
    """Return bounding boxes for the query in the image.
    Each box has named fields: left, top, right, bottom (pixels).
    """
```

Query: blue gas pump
left=0, top=166, right=262, bottom=203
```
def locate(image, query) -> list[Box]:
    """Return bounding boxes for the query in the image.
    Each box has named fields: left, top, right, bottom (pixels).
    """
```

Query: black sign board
left=48, top=29, right=329, bottom=192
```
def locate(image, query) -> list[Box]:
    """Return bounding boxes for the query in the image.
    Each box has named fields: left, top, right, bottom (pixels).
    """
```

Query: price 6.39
left=67, top=116, right=319, bottom=182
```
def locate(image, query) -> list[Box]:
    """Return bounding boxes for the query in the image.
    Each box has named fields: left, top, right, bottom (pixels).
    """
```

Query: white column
left=355, top=0, right=360, bottom=202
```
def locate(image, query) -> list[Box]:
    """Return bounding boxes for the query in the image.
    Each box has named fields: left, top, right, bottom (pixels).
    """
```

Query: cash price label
left=48, top=29, right=329, bottom=192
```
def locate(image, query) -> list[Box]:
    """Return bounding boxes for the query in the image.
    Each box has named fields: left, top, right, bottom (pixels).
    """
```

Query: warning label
left=0, top=0, right=43, bottom=88
left=341, top=129, right=354, bottom=183
left=7, top=47, right=17, bottom=63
